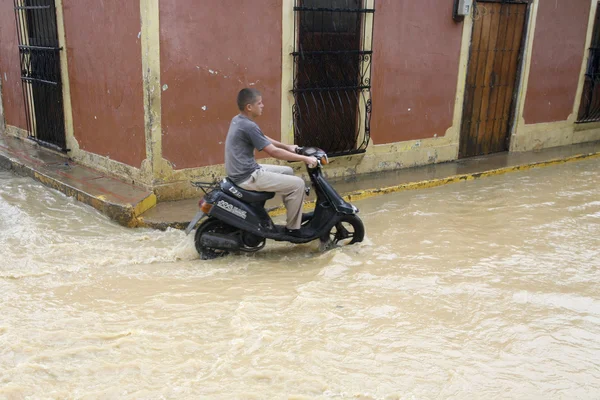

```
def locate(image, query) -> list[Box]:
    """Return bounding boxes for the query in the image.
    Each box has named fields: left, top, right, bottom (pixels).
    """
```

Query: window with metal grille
left=578, top=3, right=600, bottom=123
left=292, top=0, right=374, bottom=156
left=14, top=0, right=66, bottom=151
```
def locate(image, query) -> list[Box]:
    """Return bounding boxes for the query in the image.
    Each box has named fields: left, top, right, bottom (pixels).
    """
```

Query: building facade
left=1, top=0, right=599, bottom=201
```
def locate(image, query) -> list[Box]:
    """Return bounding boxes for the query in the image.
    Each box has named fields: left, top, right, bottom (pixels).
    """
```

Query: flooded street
left=1, top=159, right=599, bottom=399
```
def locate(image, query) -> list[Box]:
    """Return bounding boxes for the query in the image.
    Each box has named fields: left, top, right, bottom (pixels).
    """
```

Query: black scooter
left=185, top=147, right=365, bottom=259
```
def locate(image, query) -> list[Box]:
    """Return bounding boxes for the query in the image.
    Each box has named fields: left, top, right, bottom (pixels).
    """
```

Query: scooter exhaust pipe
left=200, top=232, right=242, bottom=251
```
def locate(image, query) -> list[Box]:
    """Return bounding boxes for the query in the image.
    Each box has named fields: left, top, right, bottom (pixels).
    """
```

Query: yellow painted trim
left=572, top=0, right=598, bottom=121
left=574, top=120, right=600, bottom=131
left=281, top=1, right=295, bottom=145
left=267, top=151, right=600, bottom=216
left=0, top=79, right=5, bottom=133
left=140, top=0, right=164, bottom=181
left=54, top=0, right=77, bottom=156
left=510, top=0, right=539, bottom=148
left=133, top=192, right=157, bottom=217
left=446, top=6, right=475, bottom=153
left=356, top=0, right=374, bottom=148
left=14, top=0, right=37, bottom=137
left=4, top=125, right=28, bottom=139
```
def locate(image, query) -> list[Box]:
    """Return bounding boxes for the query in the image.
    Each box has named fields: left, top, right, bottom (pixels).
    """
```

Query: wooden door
left=459, top=2, right=528, bottom=158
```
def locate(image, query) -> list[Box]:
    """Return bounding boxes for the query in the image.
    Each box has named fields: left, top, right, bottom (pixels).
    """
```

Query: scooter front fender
left=185, top=211, right=205, bottom=235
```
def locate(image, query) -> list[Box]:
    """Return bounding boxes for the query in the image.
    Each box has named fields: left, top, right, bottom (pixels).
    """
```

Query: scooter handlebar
left=295, top=146, right=328, bottom=166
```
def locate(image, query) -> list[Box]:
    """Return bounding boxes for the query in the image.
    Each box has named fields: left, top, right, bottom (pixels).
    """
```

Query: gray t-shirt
left=224, top=114, right=271, bottom=184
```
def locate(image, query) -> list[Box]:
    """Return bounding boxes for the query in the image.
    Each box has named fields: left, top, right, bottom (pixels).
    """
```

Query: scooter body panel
left=311, top=172, right=357, bottom=215
left=207, top=191, right=272, bottom=232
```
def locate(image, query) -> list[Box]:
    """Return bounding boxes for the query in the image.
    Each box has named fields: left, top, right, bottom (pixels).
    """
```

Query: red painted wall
left=523, top=0, right=591, bottom=124
left=62, top=1, right=146, bottom=167
left=0, top=0, right=27, bottom=130
left=370, top=0, right=463, bottom=144
left=160, top=0, right=282, bottom=170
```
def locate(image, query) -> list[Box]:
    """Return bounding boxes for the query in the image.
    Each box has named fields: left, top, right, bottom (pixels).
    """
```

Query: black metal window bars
left=292, top=0, right=374, bottom=156
left=13, top=0, right=66, bottom=151
left=578, top=3, right=600, bottom=123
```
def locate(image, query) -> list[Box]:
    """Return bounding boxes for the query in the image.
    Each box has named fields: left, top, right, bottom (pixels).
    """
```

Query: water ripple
left=1, top=160, right=600, bottom=398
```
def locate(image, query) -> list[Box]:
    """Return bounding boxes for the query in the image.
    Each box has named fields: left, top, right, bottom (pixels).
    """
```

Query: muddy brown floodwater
left=1, top=158, right=599, bottom=399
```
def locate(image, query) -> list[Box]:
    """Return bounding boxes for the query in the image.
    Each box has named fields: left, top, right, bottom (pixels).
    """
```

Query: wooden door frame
left=459, top=0, right=532, bottom=158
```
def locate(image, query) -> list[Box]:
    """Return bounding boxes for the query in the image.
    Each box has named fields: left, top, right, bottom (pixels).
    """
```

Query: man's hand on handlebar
left=293, top=146, right=326, bottom=167
left=305, top=156, right=319, bottom=168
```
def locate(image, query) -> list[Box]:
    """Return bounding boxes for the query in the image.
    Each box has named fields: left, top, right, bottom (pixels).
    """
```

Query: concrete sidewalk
left=0, top=135, right=156, bottom=226
left=1, top=133, right=599, bottom=230
left=137, top=140, right=600, bottom=230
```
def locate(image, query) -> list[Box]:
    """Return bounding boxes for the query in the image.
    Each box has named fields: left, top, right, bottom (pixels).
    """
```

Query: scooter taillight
left=199, top=199, right=213, bottom=213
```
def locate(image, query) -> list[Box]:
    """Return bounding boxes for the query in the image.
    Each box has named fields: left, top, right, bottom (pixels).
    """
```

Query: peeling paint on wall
left=159, top=0, right=282, bottom=170
left=62, top=0, right=146, bottom=168
left=371, top=0, right=462, bottom=144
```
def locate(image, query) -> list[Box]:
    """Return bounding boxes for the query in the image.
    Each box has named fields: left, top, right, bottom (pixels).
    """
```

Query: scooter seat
left=221, top=178, right=275, bottom=203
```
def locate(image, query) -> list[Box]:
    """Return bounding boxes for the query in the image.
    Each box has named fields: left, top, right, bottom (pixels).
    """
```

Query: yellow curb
left=133, top=193, right=157, bottom=218
left=267, top=152, right=600, bottom=217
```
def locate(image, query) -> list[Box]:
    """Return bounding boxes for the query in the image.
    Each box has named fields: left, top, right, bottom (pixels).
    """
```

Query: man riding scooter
left=185, top=88, right=364, bottom=259
left=226, top=88, right=318, bottom=237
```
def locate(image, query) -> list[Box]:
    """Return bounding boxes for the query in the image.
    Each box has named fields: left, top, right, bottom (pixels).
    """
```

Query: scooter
left=185, top=147, right=364, bottom=260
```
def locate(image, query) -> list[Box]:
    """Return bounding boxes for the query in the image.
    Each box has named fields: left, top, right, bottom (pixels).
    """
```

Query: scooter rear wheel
left=323, top=214, right=365, bottom=246
left=195, top=219, right=237, bottom=260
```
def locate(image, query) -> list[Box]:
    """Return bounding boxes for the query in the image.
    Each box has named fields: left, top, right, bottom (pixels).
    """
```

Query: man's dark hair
left=237, top=88, right=261, bottom=111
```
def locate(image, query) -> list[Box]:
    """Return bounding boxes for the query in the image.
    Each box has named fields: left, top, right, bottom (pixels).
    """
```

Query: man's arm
left=262, top=144, right=317, bottom=167
left=264, top=135, right=297, bottom=154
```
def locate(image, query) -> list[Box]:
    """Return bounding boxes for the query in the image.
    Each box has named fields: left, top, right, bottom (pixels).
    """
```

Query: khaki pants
left=238, top=164, right=305, bottom=230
